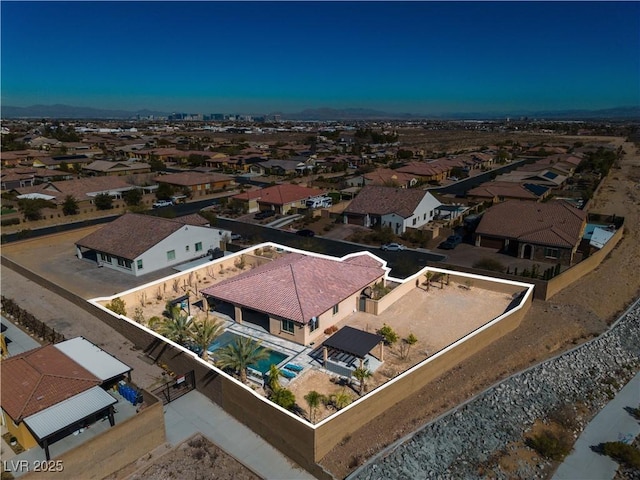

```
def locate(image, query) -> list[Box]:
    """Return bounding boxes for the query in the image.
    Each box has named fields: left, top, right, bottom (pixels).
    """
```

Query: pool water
left=208, top=332, right=288, bottom=374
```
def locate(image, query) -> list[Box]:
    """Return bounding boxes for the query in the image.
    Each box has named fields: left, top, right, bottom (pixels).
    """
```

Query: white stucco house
left=343, top=185, right=442, bottom=234
left=75, top=213, right=231, bottom=276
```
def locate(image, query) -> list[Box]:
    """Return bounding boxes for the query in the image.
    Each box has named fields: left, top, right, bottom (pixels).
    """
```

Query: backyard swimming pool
left=208, top=331, right=288, bottom=374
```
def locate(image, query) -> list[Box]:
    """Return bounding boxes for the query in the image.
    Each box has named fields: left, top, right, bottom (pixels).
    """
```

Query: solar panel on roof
left=543, top=171, right=558, bottom=179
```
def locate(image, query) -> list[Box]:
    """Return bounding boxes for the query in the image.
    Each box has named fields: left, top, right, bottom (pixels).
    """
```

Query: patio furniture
left=280, top=369, right=296, bottom=379
left=284, top=363, right=303, bottom=372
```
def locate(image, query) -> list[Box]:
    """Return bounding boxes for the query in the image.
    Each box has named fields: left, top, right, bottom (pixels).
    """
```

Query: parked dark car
left=296, top=229, right=315, bottom=237
left=254, top=210, right=276, bottom=220
left=438, top=234, right=463, bottom=250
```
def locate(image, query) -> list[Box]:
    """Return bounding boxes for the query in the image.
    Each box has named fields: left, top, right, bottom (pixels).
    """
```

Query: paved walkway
left=552, top=372, right=640, bottom=480
left=164, top=390, right=315, bottom=480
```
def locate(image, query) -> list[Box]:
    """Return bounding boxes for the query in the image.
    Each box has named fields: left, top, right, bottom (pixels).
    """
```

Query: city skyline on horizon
left=2, top=2, right=639, bottom=115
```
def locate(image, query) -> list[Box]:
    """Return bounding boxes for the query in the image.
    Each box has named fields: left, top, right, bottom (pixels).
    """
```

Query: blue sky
left=2, top=1, right=639, bottom=115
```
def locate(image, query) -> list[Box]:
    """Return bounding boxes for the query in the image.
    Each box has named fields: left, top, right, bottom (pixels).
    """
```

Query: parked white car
left=381, top=243, right=406, bottom=251
left=153, top=200, right=173, bottom=208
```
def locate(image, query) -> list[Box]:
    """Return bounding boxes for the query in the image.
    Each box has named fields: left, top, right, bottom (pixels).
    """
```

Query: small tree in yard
left=424, top=271, right=433, bottom=291
left=123, top=188, right=143, bottom=206
left=400, top=333, right=418, bottom=360
left=270, top=387, right=296, bottom=410
left=266, top=364, right=283, bottom=393
left=377, top=323, right=399, bottom=347
left=188, top=317, right=224, bottom=359
left=62, top=195, right=79, bottom=215
left=304, top=390, right=325, bottom=423
left=94, top=193, right=113, bottom=210
left=352, top=367, right=372, bottom=395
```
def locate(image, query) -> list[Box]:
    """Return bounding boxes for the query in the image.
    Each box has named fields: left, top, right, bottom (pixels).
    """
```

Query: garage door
left=479, top=236, right=504, bottom=250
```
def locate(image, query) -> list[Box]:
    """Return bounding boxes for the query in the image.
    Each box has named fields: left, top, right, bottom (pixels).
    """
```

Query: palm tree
left=188, top=317, right=224, bottom=359
left=266, top=364, right=283, bottom=393
left=215, top=336, right=270, bottom=384
left=330, top=389, right=353, bottom=410
left=149, top=311, right=192, bottom=345
left=304, top=390, right=324, bottom=423
left=352, top=367, right=372, bottom=396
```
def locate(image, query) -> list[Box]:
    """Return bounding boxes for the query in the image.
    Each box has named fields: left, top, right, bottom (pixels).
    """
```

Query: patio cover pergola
left=322, top=326, right=384, bottom=369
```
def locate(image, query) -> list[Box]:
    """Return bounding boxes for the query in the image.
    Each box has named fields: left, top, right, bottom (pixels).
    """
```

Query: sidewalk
left=552, top=372, right=640, bottom=480
left=164, top=390, right=315, bottom=480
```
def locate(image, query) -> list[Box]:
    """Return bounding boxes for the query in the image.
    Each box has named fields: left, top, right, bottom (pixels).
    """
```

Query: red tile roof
left=76, top=213, right=208, bottom=259
left=1, top=345, right=100, bottom=421
left=475, top=200, right=587, bottom=248
left=344, top=185, right=436, bottom=218
left=466, top=182, right=540, bottom=200
left=201, top=252, right=385, bottom=323
left=363, top=168, right=417, bottom=187
left=232, top=184, right=325, bottom=205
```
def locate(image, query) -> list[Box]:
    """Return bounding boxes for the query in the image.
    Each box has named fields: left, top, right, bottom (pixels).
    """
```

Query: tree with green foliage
left=400, top=333, right=418, bottom=360
left=17, top=198, right=55, bottom=221
left=149, top=157, right=166, bottom=172
left=105, top=297, right=127, bottom=316
left=94, top=193, right=113, bottom=210
left=62, top=195, right=79, bottom=216
left=123, top=188, right=143, bottom=207
left=328, top=389, right=352, bottom=410
left=188, top=317, right=223, bottom=359
left=266, top=364, right=284, bottom=393
left=304, top=390, right=325, bottom=423
left=352, top=367, right=372, bottom=396
left=377, top=323, right=399, bottom=346
left=156, top=183, right=174, bottom=200
left=215, top=336, right=270, bottom=384
left=149, top=309, right=193, bottom=345
left=270, top=387, right=296, bottom=410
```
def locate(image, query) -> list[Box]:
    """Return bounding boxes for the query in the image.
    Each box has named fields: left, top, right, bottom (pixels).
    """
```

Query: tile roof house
left=474, top=200, right=587, bottom=265
left=231, top=184, right=326, bottom=214
left=154, top=172, right=234, bottom=197
left=343, top=185, right=441, bottom=234
left=14, top=176, right=136, bottom=205
left=75, top=213, right=231, bottom=276
left=396, top=161, right=450, bottom=182
left=82, top=160, right=151, bottom=176
left=466, top=181, right=550, bottom=203
left=345, top=168, right=418, bottom=189
left=0, top=338, right=130, bottom=459
left=201, top=251, right=387, bottom=345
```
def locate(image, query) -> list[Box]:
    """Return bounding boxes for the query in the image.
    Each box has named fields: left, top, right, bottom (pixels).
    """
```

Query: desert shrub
left=473, top=258, right=506, bottom=273
left=377, top=323, right=399, bottom=346
left=105, top=297, right=127, bottom=316
left=601, top=441, right=640, bottom=469
left=547, top=404, right=579, bottom=430
left=525, top=429, right=572, bottom=460
left=1, top=218, right=20, bottom=226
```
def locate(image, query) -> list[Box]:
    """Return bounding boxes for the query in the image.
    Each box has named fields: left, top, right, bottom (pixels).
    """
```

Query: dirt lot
left=1, top=135, right=638, bottom=479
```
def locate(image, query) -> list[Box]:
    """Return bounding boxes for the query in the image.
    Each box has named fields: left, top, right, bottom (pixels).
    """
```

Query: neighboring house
left=200, top=251, right=388, bottom=346
left=231, top=184, right=326, bottom=214
left=474, top=200, right=587, bottom=265
left=155, top=172, right=234, bottom=197
left=249, top=159, right=301, bottom=176
left=75, top=213, right=231, bottom=276
left=343, top=185, right=441, bottom=234
left=83, top=160, right=151, bottom=176
left=466, top=181, right=550, bottom=203
left=33, top=155, right=92, bottom=170
left=396, top=161, right=450, bottom=182
left=14, top=176, right=136, bottom=206
left=346, top=168, right=418, bottom=189
left=1, top=169, right=37, bottom=190
left=495, top=169, right=568, bottom=188
left=0, top=337, right=131, bottom=460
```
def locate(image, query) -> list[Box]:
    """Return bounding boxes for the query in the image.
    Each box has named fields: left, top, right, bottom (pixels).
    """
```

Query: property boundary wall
left=20, top=390, right=165, bottom=480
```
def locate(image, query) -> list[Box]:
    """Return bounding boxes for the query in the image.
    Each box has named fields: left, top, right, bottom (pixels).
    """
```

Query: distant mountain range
left=1, top=103, right=638, bottom=121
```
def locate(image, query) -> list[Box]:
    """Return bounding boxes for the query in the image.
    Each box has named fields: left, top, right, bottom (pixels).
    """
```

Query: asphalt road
left=552, top=372, right=640, bottom=480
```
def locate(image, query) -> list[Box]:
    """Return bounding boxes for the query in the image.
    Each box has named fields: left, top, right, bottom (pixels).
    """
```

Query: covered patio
left=316, top=326, right=384, bottom=377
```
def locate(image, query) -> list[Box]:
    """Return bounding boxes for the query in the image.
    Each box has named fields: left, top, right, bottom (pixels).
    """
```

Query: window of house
left=282, top=319, right=295, bottom=334
left=137, top=259, right=143, bottom=270
left=310, top=317, right=319, bottom=332
left=167, top=250, right=176, bottom=261
left=186, top=245, right=190, bottom=252
left=117, top=258, right=132, bottom=269
left=195, top=242, right=203, bottom=252
left=100, top=253, right=112, bottom=263
left=423, top=213, right=427, bottom=220
left=412, top=217, right=417, bottom=225
left=332, top=304, right=339, bottom=315
left=544, top=247, right=560, bottom=259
